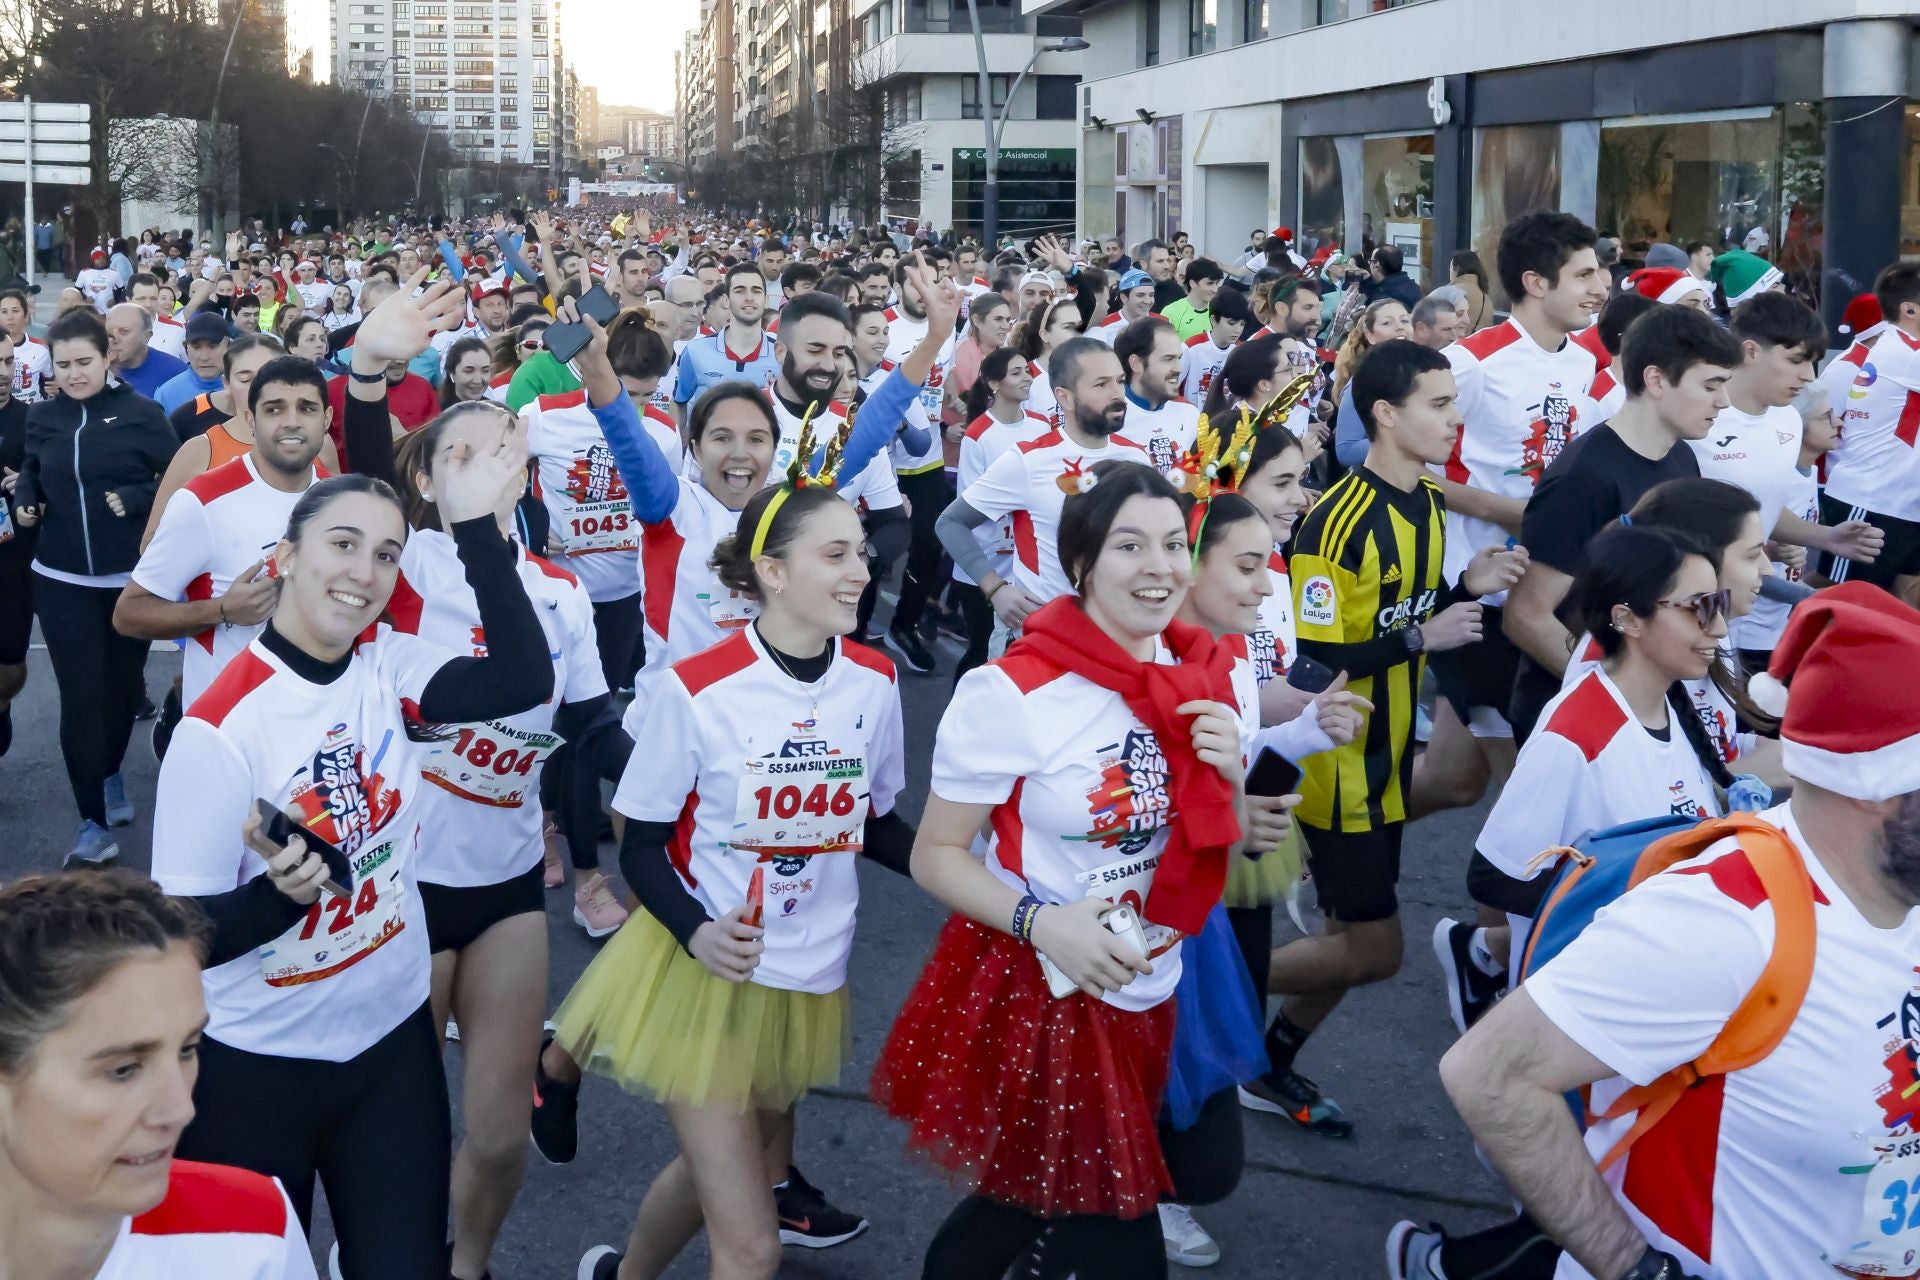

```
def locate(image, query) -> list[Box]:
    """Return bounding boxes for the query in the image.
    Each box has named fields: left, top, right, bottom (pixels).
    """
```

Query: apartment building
left=1038, top=0, right=1920, bottom=333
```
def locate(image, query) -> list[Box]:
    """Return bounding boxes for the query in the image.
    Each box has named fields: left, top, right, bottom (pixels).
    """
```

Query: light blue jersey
left=673, top=329, right=780, bottom=406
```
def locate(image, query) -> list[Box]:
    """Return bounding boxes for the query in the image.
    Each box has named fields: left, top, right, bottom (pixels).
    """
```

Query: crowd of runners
left=3, top=200, right=1920, bottom=1280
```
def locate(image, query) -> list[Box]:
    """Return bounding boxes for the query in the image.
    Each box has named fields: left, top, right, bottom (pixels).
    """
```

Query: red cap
left=1272, top=227, right=1294, bottom=240
left=470, top=279, right=508, bottom=301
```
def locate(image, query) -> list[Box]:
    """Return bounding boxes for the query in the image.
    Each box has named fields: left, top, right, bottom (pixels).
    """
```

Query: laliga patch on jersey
left=1300, top=575, right=1337, bottom=627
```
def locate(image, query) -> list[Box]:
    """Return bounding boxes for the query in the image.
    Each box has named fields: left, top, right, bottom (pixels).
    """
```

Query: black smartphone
left=1286, top=654, right=1338, bottom=695
left=544, top=321, right=590, bottom=366
left=254, top=798, right=353, bottom=900
left=577, top=282, right=618, bottom=326
left=1245, top=748, right=1302, bottom=802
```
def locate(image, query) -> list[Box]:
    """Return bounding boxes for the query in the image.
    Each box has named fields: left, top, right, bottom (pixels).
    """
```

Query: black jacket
left=1364, top=270, right=1422, bottom=312
left=15, top=380, right=175, bottom=578
left=0, top=396, right=32, bottom=567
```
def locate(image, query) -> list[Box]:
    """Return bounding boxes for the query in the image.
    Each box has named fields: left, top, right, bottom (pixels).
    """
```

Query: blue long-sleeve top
left=587, top=367, right=922, bottom=524
left=436, top=239, right=467, bottom=281
left=1334, top=385, right=1369, bottom=470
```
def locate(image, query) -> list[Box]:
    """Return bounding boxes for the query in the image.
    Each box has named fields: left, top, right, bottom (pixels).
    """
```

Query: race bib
left=560, top=500, right=637, bottom=554
left=700, top=586, right=758, bottom=634
left=728, top=747, right=866, bottom=859
left=1073, top=849, right=1179, bottom=957
left=422, top=722, right=558, bottom=807
left=1829, top=1141, right=1920, bottom=1277
left=259, top=837, right=408, bottom=987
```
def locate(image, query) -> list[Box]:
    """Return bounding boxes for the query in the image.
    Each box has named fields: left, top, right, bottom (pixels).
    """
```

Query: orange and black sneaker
left=530, top=1031, right=581, bottom=1165
left=1238, top=1066, right=1354, bottom=1138
left=776, top=1165, right=869, bottom=1248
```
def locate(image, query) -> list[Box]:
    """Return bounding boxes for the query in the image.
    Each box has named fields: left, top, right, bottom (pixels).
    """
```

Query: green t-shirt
left=1159, top=297, right=1210, bottom=341
left=505, top=350, right=583, bottom=412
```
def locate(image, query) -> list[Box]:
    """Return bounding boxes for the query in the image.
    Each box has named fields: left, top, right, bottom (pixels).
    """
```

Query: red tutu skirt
left=871, top=914, right=1177, bottom=1220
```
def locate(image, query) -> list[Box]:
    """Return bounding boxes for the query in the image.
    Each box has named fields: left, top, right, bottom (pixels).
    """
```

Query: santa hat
left=1626, top=267, right=1711, bottom=308
left=1271, top=226, right=1294, bottom=241
left=1710, top=249, right=1783, bottom=307
left=1842, top=293, right=1886, bottom=342
left=1748, top=582, right=1920, bottom=800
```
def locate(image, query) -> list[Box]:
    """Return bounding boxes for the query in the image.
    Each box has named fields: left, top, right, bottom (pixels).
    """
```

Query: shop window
left=1597, top=110, right=1778, bottom=275
left=1471, top=123, right=1563, bottom=309
left=1243, top=0, right=1266, bottom=40
left=1145, top=0, right=1160, bottom=65
left=1188, top=0, right=1215, bottom=55
left=1297, top=135, right=1343, bottom=258
left=1364, top=133, right=1434, bottom=287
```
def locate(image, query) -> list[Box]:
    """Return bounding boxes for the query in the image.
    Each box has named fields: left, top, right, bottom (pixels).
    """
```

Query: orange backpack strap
left=1593, top=814, right=1817, bottom=1171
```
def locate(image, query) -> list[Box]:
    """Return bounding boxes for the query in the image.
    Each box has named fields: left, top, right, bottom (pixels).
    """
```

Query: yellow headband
left=749, top=486, right=794, bottom=560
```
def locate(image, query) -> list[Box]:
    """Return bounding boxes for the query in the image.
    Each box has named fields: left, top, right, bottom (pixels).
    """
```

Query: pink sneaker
left=572, top=872, right=629, bottom=938
left=543, top=822, right=567, bottom=889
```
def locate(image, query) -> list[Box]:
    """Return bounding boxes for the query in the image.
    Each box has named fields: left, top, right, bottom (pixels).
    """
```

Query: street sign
left=0, top=141, right=89, bottom=164
left=0, top=101, right=90, bottom=122
left=0, top=120, right=89, bottom=143
left=0, top=162, right=89, bottom=185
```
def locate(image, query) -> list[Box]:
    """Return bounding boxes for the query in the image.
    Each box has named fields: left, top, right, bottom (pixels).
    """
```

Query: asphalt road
left=0, top=617, right=1507, bottom=1278
left=6, top=276, right=1508, bottom=1277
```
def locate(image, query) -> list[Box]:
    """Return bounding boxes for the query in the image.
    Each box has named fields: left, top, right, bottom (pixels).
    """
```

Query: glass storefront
left=951, top=147, right=1078, bottom=242
left=1297, top=135, right=1344, bottom=257
left=1364, top=133, right=1434, bottom=287
left=1470, top=123, right=1562, bottom=309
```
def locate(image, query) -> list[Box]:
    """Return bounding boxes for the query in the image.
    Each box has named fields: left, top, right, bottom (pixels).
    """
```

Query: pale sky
left=567, top=0, right=700, bottom=110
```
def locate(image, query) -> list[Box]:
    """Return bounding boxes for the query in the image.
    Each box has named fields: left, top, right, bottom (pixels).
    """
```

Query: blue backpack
left=1516, top=811, right=1817, bottom=1171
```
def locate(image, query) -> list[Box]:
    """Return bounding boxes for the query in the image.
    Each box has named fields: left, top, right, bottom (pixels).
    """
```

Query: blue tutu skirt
left=1163, top=903, right=1268, bottom=1131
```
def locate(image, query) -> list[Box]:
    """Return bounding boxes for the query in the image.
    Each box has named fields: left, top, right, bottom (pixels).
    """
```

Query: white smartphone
left=1038, top=903, right=1150, bottom=999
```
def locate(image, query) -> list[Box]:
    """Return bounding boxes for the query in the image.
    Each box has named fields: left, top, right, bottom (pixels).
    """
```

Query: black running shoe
left=134, top=691, right=158, bottom=722
left=530, top=1035, right=580, bottom=1165
left=1238, top=1066, right=1355, bottom=1138
left=151, top=683, right=182, bottom=763
left=776, top=1165, right=870, bottom=1248
left=0, top=705, right=11, bottom=759
left=1433, top=917, right=1504, bottom=1035
left=884, top=624, right=937, bottom=675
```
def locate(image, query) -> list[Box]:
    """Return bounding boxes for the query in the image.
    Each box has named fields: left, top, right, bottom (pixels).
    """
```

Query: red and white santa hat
left=1748, top=582, right=1920, bottom=800
left=1841, top=293, right=1886, bottom=342
left=1625, top=266, right=1712, bottom=308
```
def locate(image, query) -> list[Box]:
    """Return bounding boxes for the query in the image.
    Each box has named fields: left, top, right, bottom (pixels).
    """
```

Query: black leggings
left=34, top=573, right=150, bottom=825
left=949, top=581, right=994, bottom=687
left=893, top=468, right=953, bottom=632
left=922, top=1196, right=1166, bottom=1280
left=176, top=1001, right=452, bottom=1279
left=590, top=591, right=642, bottom=692
left=1158, top=1085, right=1244, bottom=1206
left=1226, top=902, right=1274, bottom=1007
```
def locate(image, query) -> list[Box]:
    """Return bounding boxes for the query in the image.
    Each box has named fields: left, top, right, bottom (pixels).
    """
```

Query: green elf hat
left=1710, top=248, right=1784, bottom=307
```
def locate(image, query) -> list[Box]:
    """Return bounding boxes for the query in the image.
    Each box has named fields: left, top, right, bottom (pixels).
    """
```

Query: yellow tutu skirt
left=551, top=911, right=849, bottom=1110
left=1224, top=822, right=1305, bottom=909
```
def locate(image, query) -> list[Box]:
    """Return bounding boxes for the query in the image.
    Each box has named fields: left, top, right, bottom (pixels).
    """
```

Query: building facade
left=332, top=0, right=578, bottom=176
left=1044, top=0, right=1920, bottom=333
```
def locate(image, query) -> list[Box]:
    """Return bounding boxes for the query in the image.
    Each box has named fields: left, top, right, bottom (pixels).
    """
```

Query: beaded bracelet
left=1011, top=894, right=1044, bottom=944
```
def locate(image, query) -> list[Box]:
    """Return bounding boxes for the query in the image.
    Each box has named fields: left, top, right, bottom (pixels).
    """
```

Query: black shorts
left=418, top=861, right=546, bottom=953
left=1301, top=822, right=1404, bottom=924
left=0, top=555, right=31, bottom=665
left=1425, top=607, right=1520, bottom=730
left=1466, top=850, right=1552, bottom=917
left=1815, top=494, right=1920, bottom=587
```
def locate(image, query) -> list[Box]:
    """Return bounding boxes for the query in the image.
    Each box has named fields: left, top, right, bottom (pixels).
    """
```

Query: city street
left=0, top=608, right=1507, bottom=1278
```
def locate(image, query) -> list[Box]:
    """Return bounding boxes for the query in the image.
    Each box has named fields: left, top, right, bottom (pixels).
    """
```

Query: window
left=1036, top=74, right=1077, bottom=120
left=1242, top=0, right=1265, bottom=40
left=1114, top=125, right=1128, bottom=177
left=960, top=73, right=1009, bottom=120
left=1188, top=0, right=1215, bottom=55
left=1144, top=0, right=1160, bottom=65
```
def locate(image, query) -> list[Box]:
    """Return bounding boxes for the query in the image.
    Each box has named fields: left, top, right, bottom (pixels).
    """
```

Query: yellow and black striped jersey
left=1290, top=466, right=1450, bottom=832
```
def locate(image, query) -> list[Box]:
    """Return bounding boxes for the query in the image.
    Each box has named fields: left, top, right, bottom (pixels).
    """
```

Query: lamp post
left=349, top=52, right=408, bottom=218
left=962, top=5, right=1087, bottom=251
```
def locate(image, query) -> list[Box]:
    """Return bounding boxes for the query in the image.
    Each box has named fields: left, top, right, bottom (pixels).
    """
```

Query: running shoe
left=776, top=1165, right=869, bottom=1248
left=0, top=705, right=12, bottom=758
left=542, top=821, right=566, bottom=889
left=530, top=1033, right=581, bottom=1165
left=1386, top=1221, right=1444, bottom=1279
left=1238, top=1066, right=1354, bottom=1138
left=1433, top=917, right=1503, bottom=1035
left=576, top=1246, right=620, bottom=1280
left=103, top=772, right=134, bottom=827
left=883, top=623, right=937, bottom=675
left=64, top=820, right=120, bottom=869
left=1158, top=1202, right=1220, bottom=1268
left=444, top=1018, right=460, bottom=1043
left=134, top=691, right=158, bottom=722
left=328, top=1242, right=341, bottom=1280
left=571, top=872, right=628, bottom=938
left=151, top=682, right=182, bottom=763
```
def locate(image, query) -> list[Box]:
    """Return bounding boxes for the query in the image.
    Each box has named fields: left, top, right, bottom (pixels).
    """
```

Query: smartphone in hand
left=254, top=799, right=354, bottom=900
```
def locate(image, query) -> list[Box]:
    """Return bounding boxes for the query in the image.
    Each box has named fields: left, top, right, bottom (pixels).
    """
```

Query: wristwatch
left=1399, top=623, right=1425, bottom=658
left=1621, top=1248, right=1697, bottom=1280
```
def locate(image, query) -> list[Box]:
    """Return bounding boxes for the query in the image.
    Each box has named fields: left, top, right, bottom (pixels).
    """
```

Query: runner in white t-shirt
left=1179, top=294, right=1250, bottom=408
left=554, top=479, right=910, bottom=1280
left=1116, top=315, right=1202, bottom=474
left=1820, top=264, right=1920, bottom=592
left=1735, top=385, right=1837, bottom=663
left=0, top=288, right=50, bottom=403
left=1435, top=580, right=1920, bottom=1280
left=953, top=351, right=1047, bottom=679
left=0, top=873, right=319, bottom=1280
left=150, top=444, right=555, bottom=1276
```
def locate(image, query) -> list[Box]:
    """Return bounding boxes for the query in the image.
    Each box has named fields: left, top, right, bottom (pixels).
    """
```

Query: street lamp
left=963, top=6, right=1088, bottom=251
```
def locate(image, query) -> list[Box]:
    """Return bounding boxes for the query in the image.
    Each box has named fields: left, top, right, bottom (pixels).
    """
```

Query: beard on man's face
left=781, top=351, right=841, bottom=406
left=1070, top=394, right=1125, bottom=439
left=1879, top=790, right=1920, bottom=905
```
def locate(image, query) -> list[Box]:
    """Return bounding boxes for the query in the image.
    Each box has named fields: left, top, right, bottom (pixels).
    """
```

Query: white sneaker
left=328, top=1242, right=343, bottom=1280
left=1158, top=1202, right=1220, bottom=1268
left=572, top=872, right=629, bottom=938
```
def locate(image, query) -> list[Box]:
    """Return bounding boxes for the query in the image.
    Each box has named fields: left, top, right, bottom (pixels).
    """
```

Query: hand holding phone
left=1035, top=898, right=1152, bottom=998
left=250, top=799, right=353, bottom=900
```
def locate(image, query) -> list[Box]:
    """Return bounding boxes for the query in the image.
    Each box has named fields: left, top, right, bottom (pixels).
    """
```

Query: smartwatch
left=1399, top=623, right=1425, bottom=658
left=1621, top=1248, right=1696, bottom=1280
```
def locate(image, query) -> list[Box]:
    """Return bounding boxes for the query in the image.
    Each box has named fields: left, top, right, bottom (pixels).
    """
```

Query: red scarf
left=1006, top=598, right=1242, bottom=934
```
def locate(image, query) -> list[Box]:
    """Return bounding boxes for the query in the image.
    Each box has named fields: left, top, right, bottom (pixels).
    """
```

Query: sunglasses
left=520, top=336, right=544, bottom=350
left=1656, top=588, right=1732, bottom=629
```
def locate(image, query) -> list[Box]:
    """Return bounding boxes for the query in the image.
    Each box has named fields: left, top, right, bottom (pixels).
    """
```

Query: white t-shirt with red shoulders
left=1827, top=326, right=1920, bottom=521
left=151, top=313, right=188, bottom=359
left=390, top=529, right=607, bottom=888
left=1820, top=338, right=1872, bottom=458
left=1179, top=332, right=1233, bottom=408
left=153, top=625, right=453, bottom=1061
left=959, top=428, right=1153, bottom=602
left=931, top=642, right=1237, bottom=1011
left=1088, top=312, right=1127, bottom=346
left=525, top=387, right=643, bottom=604
left=613, top=628, right=906, bottom=993
left=10, top=333, right=50, bottom=403
left=1529, top=800, right=1920, bottom=1280
left=131, top=456, right=322, bottom=706
left=1442, top=318, right=1600, bottom=595
left=98, top=1160, right=316, bottom=1280
left=1478, top=666, right=1720, bottom=881
left=639, top=477, right=754, bottom=671
left=1024, top=360, right=1061, bottom=432
left=1563, top=635, right=1753, bottom=771
left=766, top=393, right=903, bottom=513
left=1121, top=393, right=1201, bottom=475
left=957, top=408, right=1050, bottom=588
